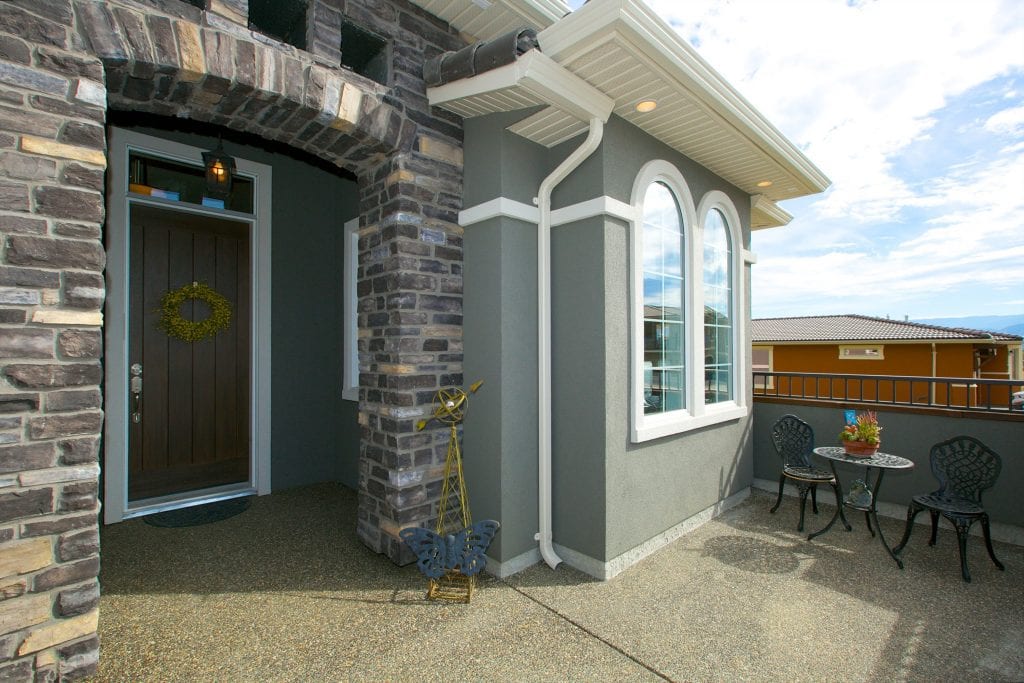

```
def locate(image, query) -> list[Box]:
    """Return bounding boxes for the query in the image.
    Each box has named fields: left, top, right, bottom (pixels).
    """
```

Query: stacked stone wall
left=0, top=0, right=466, bottom=677
left=0, top=1, right=106, bottom=677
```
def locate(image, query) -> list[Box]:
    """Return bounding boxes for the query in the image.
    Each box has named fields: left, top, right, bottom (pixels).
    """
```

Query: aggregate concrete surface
left=92, top=484, right=1024, bottom=682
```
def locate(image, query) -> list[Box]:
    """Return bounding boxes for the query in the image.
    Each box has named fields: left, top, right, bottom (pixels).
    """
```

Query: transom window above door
left=127, top=151, right=255, bottom=214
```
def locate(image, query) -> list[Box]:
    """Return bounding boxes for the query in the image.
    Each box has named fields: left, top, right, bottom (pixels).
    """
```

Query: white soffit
left=406, top=0, right=569, bottom=42
left=538, top=0, right=829, bottom=201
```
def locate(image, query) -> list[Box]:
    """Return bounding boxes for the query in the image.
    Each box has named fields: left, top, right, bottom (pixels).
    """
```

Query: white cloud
left=753, top=148, right=1024, bottom=317
left=985, top=105, right=1024, bottom=135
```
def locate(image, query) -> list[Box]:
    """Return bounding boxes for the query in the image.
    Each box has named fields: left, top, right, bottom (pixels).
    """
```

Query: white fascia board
left=428, top=50, right=614, bottom=123
left=539, top=0, right=831, bottom=196
left=751, top=194, right=793, bottom=230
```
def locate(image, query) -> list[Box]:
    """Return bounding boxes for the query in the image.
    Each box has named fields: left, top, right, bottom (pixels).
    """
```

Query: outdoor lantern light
left=202, top=139, right=235, bottom=198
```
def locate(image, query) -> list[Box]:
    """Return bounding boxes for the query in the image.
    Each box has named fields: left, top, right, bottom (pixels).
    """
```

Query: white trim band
left=460, top=194, right=638, bottom=228
left=550, top=195, right=637, bottom=226
left=459, top=197, right=539, bottom=227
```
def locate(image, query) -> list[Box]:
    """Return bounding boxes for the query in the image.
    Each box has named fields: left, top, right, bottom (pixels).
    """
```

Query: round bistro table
left=807, top=446, right=915, bottom=568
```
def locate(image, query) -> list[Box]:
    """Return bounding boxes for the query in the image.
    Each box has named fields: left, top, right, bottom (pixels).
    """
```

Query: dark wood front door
left=127, top=204, right=251, bottom=501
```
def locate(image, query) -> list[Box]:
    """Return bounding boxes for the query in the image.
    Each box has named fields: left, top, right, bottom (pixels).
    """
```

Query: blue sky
left=567, top=0, right=1024, bottom=320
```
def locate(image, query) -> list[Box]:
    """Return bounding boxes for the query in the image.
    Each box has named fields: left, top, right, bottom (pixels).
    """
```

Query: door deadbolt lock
left=130, top=363, right=142, bottom=423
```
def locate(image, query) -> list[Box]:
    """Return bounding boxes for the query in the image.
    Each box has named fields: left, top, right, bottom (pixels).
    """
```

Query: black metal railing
left=753, top=372, right=1023, bottom=414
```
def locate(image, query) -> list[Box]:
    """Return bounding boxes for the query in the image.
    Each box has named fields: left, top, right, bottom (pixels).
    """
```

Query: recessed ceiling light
left=756, top=180, right=773, bottom=188
left=635, top=100, right=657, bottom=113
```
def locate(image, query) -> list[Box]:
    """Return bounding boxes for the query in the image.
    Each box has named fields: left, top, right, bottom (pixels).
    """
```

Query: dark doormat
left=143, top=497, right=252, bottom=528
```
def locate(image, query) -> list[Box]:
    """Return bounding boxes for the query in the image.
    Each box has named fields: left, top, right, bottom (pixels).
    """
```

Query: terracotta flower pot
left=843, top=440, right=879, bottom=458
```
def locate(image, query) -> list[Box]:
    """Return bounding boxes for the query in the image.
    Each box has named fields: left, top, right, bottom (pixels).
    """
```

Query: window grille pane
left=703, top=209, right=732, bottom=404
left=642, top=182, right=685, bottom=414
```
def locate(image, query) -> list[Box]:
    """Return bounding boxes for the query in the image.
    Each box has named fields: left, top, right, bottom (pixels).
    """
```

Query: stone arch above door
left=76, top=0, right=408, bottom=177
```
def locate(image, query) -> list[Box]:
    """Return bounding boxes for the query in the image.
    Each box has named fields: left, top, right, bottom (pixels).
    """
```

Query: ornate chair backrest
left=771, top=414, right=814, bottom=469
left=929, top=436, right=1002, bottom=503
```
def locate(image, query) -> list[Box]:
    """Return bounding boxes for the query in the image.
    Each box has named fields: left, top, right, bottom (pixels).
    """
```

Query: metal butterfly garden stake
left=399, top=380, right=499, bottom=603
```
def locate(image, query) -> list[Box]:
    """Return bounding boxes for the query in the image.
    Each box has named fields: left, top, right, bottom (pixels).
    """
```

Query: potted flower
left=839, top=410, right=882, bottom=457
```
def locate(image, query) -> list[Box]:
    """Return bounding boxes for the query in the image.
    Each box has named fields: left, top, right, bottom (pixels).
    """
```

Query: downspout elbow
left=536, top=117, right=605, bottom=570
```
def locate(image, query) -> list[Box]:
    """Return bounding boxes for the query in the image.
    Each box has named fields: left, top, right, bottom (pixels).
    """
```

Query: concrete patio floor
left=93, top=483, right=1024, bottom=682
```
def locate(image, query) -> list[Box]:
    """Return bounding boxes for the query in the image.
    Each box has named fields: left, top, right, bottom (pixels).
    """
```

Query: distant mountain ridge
left=913, top=314, right=1024, bottom=336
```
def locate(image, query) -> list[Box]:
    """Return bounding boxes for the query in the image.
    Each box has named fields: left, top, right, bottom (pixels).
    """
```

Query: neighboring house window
left=839, top=345, right=884, bottom=359
left=752, top=346, right=773, bottom=389
left=630, top=162, right=747, bottom=442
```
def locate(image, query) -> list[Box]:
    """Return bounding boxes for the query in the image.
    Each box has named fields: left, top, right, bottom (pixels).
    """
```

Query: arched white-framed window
left=630, top=161, right=696, bottom=442
left=630, top=166, right=747, bottom=443
left=696, top=191, right=745, bottom=416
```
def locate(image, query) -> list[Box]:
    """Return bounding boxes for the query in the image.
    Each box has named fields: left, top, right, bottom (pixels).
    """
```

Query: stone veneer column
left=300, top=0, right=470, bottom=565
left=356, top=137, right=465, bottom=564
left=0, top=1, right=107, bottom=679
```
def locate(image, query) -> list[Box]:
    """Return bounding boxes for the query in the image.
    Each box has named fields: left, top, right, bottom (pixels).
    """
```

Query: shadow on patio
left=93, top=484, right=1024, bottom=682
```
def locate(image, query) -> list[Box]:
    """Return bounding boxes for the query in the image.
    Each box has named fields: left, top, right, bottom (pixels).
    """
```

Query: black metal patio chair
left=892, top=436, right=1004, bottom=582
left=769, top=414, right=839, bottom=532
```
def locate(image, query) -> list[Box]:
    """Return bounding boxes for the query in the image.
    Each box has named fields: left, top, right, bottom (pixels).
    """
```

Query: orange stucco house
left=752, top=315, right=1023, bottom=407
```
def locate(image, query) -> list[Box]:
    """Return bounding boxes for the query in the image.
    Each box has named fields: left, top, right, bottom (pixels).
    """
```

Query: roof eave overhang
left=538, top=0, right=830, bottom=199
left=417, top=0, right=830, bottom=208
left=428, top=49, right=615, bottom=123
left=751, top=194, right=793, bottom=230
left=406, top=0, right=568, bottom=43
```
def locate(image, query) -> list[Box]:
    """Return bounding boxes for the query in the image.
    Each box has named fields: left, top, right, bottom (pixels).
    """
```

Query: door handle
left=130, top=363, right=142, bottom=424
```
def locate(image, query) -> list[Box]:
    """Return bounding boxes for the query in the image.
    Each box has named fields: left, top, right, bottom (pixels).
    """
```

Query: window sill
left=631, top=404, right=747, bottom=443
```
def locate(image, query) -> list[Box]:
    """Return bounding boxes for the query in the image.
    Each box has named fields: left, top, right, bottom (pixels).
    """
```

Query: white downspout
left=534, top=117, right=605, bottom=570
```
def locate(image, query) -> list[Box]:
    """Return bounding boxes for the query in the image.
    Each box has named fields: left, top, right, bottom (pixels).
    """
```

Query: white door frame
left=104, top=127, right=272, bottom=523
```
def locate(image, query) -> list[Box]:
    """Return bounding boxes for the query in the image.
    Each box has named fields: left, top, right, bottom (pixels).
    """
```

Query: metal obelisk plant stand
left=399, top=380, right=498, bottom=602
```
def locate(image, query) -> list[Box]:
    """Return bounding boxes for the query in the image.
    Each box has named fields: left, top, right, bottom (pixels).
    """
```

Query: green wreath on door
left=158, top=282, right=232, bottom=343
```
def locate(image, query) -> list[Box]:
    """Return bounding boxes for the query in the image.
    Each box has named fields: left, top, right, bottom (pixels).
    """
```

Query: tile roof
left=751, top=315, right=1023, bottom=343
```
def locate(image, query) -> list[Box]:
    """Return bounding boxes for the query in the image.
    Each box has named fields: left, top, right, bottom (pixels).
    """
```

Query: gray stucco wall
left=117, top=122, right=361, bottom=491
left=464, top=111, right=756, bottom=572
left=753, top=401, right=1023, bottom=529
left=550, top=216, right=609, bottom=557
left=577, top=117, right=754, bottom=563
left=462, top=111, right=548, bottom=561
left=462, top=215, right=540, bottom=561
